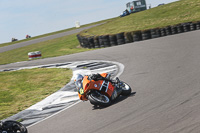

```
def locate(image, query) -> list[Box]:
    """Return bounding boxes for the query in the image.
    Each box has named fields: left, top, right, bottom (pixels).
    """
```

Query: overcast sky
left=0, top=0, right=178, bottom=44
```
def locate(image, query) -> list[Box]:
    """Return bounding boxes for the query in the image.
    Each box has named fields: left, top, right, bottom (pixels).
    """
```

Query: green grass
left=0, top=68, right=72, bottom=120
left=80, top=0, right=200, bottom=36
left=0, top=34, right=93, bottom=65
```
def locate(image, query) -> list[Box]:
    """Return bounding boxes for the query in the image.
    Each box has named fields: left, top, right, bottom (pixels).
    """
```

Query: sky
left=0, top=0, right=179, bottom=44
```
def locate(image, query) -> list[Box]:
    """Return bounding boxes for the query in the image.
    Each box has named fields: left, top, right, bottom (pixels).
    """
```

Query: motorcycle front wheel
left=120, top=81, right=132, bottom=96
left=88, top=91, right=111, bottom=106
left=0, top=120, right=28, bottom=133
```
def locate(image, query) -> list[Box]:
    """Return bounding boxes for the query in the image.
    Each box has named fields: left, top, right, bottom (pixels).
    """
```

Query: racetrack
left=2, top=30, right=200, bottom=132
left=0, top=23, right=104, bottom=53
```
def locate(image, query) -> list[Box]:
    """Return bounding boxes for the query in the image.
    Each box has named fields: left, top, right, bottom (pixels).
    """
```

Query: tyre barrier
left=102, top=35, right=111, bottom=47
left=176, top=24, right=184, bottom=33
left=165, top=26, right=172, bottom=36
left=196, top=21, right=200, bottom=30
left=160, top=28, right=166, bottom=37
left=132, top=31, right=142, bottom=42
left=171, top=26, right=178, bottom=35
left=150, top=28, right=161, bottom=38
left=182, top=22, right=191, bottom=32
left=88, top=37, right=95, bottom=48
left=190, top=23, right=196, bottom=31
left=109, top=34, right=118, bottom=46
left=142, top=30, right=151, bottom=40
left=94, top=36, right=100, bottom=48
left=99, top=36, right=104, bottom=47
left=28, top=51, right=42, bottom=59
left=116, top=32, right=125, bottom=45
left=77, top=21, right=200, bottom=49
left=124, top=32, right=133, bottom=43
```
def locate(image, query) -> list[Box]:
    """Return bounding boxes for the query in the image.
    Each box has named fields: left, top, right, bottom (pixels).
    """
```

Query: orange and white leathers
left=78, top=73, right=115, bottom=101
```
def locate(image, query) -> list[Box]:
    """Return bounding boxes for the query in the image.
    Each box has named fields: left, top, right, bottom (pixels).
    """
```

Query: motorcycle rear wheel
left=88, top=91, right=111, bottom=106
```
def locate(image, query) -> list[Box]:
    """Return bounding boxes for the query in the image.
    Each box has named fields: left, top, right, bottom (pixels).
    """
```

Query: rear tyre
left=120, top=82, right=132, bottom=96
left=88, top=91, right=111, bottom=106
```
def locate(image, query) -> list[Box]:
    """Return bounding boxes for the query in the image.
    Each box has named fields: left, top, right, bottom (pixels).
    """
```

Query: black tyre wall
left=176, top=24, right=184, bottom=33
left=94, top=36, right=100, bottom=48
left=99, top=36, right=104, bottom=47
left=82, top=36, right=90, bottom=48
left=150, top=28, right=161, bottom=38
left=196, top=21, right=200, bottom=30
left=109, top=35, right=118, bottom=46
left=76, top=20, right=200, bottom=48
left=165, top=26, right=172, bottom=35
left=76, top=34, right=84, bottom=47
left=88, top=37, right=95, bottom=48
left=116, top=32, right=125, bottom=45
left=160, top=28, right=166, bottom=36
left=190, top=23, right=196, bottom=31
left=142, top=30, right=151, bottom=40
left=124, top=32, right=133, bottom=43
left=171, top=26, right=178, bottom=34
left=132, top=31, right=142, bottom=41
left=182, top=22, right=191, bottom=32
left=102, top=35, right=111, bottom=47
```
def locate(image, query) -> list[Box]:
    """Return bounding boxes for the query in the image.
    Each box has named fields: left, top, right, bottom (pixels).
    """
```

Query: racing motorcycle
left=75, top=73, right=131, bottom=106
left=0, top=120, right=27, bottom=133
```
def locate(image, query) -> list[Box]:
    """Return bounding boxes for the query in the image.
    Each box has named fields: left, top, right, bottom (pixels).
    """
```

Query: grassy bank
left=0, top=68, right=72, bottom=120
left=0, top=34, right=92, bottom=65
left=80, top=0, right=200, bottom=36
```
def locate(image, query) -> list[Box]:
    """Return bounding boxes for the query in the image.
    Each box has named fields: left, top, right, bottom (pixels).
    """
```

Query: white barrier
left=75, top=21, right=80, bottom=28
left=28, top=51, right=42, bottom=59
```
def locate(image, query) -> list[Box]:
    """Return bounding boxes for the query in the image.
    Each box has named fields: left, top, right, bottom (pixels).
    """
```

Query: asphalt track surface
left=1, top=30, right=200, bottom=132
left=0, top=23, right=104, bottom=53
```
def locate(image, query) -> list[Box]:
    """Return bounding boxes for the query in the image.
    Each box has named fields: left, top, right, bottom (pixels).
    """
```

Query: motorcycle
left=76, top=73, right=131, bottom=106
left=0, top=120, right=27, bottom=133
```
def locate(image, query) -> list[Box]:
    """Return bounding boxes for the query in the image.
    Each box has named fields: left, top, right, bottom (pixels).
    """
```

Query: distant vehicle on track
left=126, top=0, right=147, bottom=13
left=11, top=38, right=18, bottom=42
left=26, top=34, right=31, bottom=39
left=120, top=9, right=130, bottom=17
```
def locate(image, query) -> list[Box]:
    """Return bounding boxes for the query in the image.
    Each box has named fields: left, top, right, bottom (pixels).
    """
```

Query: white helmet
left=74, top=74, right=84, bottom=91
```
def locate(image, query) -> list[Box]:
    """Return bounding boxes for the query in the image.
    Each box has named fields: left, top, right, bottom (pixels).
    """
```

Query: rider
left=74, top=73, right=122, bottom=100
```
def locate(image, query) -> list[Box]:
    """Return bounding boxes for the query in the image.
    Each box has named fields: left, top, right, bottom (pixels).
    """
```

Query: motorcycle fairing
left=82, top=74, right=115, bottom=98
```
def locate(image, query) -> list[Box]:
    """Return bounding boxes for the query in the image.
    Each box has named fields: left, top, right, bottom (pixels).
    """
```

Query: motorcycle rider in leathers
left=74, top=73, right=122, bottom=101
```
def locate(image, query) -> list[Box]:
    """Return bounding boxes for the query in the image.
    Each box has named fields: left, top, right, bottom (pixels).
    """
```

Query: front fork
left=111, top=77, right=123, bottom=100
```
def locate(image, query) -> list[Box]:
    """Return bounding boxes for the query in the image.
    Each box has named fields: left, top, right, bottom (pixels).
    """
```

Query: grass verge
left=0, top=34, right=93, bottom=65
left=0, top=68, right=72, bottom=120
left=80, top=0, right=200, bottom=36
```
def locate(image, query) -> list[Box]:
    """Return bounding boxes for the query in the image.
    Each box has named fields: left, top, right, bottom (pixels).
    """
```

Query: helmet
left=74, top=74, right=84, bottom=94
left=74, top=74, right=83, bottom=82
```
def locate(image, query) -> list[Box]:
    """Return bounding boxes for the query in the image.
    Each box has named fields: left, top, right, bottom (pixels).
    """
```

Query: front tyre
left=88, top=91, right=111, bottom=106
left=120, top=81, right=132, bottom=96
